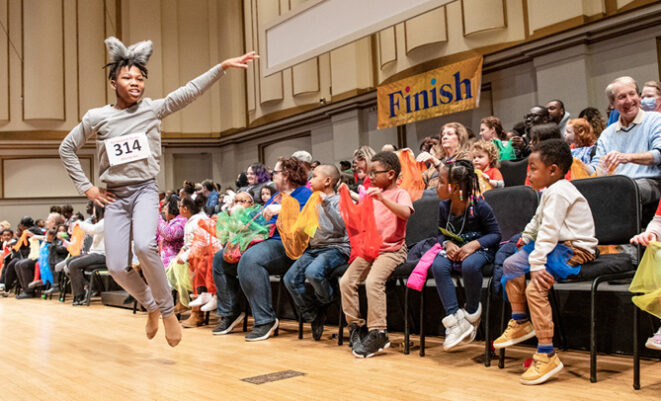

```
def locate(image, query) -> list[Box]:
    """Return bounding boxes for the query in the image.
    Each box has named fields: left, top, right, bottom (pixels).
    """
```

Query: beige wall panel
left=104, top=0, right=119, bottom=105
left=292, top=59, right=319, bottom=96
left=378, top=27, right=397, bottom=68
left=330, top=38, right=374, bottom=96
left=262, top=134, right=311, bottom=169
left=462, top=0, right=506, bottom=36
left=207, top=0, right=221, bottom=133
left=527, top=0, right=582, bottom=35
left=122, top=0, right=163, bottom=101
left=77, top=0, right=107, bottom=118
left=176, top=0, right=213, bottom=133
left=257, top=0, right=283, bottom=104
left=404, top=6, right=447, bottom=54
left=0, top=199, right=88, bottom=227
left=0, top=0, right=8, bottom=121
left=23, top=0, right=64, bottom=120
left=244, top=0, right=256, bottom=112
left=160, top=0, right=181, bottom=132
left=218, top=0, right=247, bottom=131
left=617, top=0, right=635, bottom=8
left=582, top=0, right=605, bottom=16
left=3, top=157, right=90, bottom=197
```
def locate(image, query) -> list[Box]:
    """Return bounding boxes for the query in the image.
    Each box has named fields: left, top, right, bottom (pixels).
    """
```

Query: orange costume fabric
left=188, top=218, right=221, bottom=295
left=66, top=225, right=85, bottom=257
left=338, top=185, right=382, bottom=262
left=397, top=149, right=427, bottom=203
left=277, top=191, right=323, bottom=260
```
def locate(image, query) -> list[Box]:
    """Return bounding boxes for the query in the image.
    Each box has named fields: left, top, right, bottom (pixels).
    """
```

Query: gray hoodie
left=309, top=194, right=351, bottom=257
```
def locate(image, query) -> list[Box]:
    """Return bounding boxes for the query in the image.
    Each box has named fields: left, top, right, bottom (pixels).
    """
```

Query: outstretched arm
left=155, top=52, right=258, bottom=119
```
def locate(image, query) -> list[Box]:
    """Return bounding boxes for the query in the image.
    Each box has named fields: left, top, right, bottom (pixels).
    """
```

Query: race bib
left=104, top=132, right=151, bottom=167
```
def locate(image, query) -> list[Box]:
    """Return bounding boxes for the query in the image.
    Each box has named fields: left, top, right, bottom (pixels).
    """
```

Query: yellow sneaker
left=520, top=352, right=563, bottom=385
left=493, top=319, right=536, bottom=349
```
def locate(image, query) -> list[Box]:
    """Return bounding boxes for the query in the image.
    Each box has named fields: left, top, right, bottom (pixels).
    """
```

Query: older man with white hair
left=589, top=76, right=661, bottom=210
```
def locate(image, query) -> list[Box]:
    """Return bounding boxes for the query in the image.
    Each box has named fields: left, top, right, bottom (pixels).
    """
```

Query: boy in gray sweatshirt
left=59, top=36, right=257, bottom=347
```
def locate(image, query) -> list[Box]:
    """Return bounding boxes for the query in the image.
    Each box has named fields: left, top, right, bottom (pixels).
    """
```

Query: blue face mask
left=641, top=96, right=657, bottom=111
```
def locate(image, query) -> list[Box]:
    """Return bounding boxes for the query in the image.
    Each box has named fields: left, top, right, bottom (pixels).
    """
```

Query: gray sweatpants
left=104, top=179, right=173, bottom=317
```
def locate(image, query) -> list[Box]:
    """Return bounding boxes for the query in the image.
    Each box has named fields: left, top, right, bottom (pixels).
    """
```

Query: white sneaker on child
left=189, top=292, right=212, bottom=307
left=442, top=309, right=473, bottom=351
left=462, top=303, right=482, bottom=344
left=646, top=326, right=661, bottom=351
left=200, top=295, right=218, bottom=312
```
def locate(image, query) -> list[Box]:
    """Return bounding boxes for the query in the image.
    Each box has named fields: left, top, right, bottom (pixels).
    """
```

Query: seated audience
left=419, top=122, right=472, bottom=189
left=565, top=118, right=597, bottom=165
left=472, top=140, right=504, bottom=189
left=641, top=80, right=661, bottom=112
left=341, top=151, right=414, bottom=358
left=432, top=159, right=501, bottom=350
left=546, top=99, right=571, bottom=134
left=283, top=165, right=350, bottom=340
left=512, top=106, right=551, bottom=160
left=495, top=139, right=597, bottom=385
left=589, top=76, right=661, bottom=212
left=578, top=107, right=606, bottom=138
left=157, top=195, right=187, bottom=269
left=239, top=163, right=272, bottom=205
left=65, top=206, right=105, bottom=305
left=480, top=116, right=515, bottom=161
left=212, top=157, right=312, bottom=340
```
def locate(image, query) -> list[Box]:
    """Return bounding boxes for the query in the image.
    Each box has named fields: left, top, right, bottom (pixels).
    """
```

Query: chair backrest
left=405, top=195, right=440, bottom=247
left=483, top=185, right=539, bottom=240
left=500, top=158, right=529, bottom=187
left=570, top=175, right=641, bottom=245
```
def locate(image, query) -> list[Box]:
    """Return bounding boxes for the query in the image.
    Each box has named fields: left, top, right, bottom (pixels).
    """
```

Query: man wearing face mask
left=641, top=81, right=661, bottom=113
left=589, top=76, right=661, bottom=217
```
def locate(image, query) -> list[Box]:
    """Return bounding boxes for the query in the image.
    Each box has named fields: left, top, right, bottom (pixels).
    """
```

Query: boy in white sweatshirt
left=494, top=139, right=598, bottom=385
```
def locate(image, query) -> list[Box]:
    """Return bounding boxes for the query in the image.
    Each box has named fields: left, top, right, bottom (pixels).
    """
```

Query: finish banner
left=377, top=56, right=483, bottom=129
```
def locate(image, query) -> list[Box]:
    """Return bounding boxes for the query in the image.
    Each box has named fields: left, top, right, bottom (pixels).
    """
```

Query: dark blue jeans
left=283, top=247, right=348, bottom=322
left=430, top=249, right=494, bottom=316
left=213, top=238, right=294, bottom=325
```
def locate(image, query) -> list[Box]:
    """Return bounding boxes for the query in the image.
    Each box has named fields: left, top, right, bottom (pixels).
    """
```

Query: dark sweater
left=437, top=199, right=501, bottom=251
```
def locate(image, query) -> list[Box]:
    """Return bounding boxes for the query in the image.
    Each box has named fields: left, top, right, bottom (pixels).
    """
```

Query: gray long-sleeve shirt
left=309, top=194, right=351, bottom=257
left=59, top=64, right=225, bottom=194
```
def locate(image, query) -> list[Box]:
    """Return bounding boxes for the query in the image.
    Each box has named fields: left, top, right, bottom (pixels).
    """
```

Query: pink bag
left=406, top=243, right=443, bottom=291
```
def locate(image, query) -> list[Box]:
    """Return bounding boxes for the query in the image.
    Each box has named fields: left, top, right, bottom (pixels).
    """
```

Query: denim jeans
left=213, top=238, right=294, bottom=326
left=430, top=249, right=494, bottom=316
left=283, top=247, right=348, bottom=322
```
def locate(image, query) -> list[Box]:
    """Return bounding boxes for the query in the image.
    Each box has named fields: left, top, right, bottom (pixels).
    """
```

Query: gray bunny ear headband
left=103, top=36, right=153, bottom=77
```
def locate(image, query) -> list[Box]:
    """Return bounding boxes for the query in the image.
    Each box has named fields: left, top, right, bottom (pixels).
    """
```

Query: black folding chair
left=500, top=158, right=528, bottom=187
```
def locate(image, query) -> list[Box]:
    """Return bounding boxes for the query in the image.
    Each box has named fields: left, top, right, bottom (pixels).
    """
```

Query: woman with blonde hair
left=418, top=122, right=471, bottom=189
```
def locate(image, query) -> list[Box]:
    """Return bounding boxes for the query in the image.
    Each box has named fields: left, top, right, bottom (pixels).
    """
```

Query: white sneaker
left=200, top=295, right=218, bottom=312
left=442, top=309, right=473, bottom=351
left=462, top=303, right=482, bottom=344
left=0, top=283, right=5, bottom=291
left=645, top=326, right=661, bottom=351
left=189, top=292, right=211, bottom=307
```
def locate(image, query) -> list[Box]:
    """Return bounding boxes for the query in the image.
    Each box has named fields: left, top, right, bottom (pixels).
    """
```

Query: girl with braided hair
left=430, top=159, right=502, bottom=351
left=59, top=36, right=257, bottom=347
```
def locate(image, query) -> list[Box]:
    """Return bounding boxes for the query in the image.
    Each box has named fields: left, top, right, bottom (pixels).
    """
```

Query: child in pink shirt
left=340, top=151, right=414, bottom=358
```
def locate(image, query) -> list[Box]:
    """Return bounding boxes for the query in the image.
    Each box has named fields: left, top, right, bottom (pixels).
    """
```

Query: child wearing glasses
left=340, top=151, right=415, bottom=358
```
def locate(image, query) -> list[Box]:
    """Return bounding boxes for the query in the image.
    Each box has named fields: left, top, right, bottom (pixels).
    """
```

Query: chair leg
left=589, top=277, right=604, bottom=383
left=419, top=287, right=425, bottom=357
left=484, top=278, right=493, bottom=367
left=133, top=299, right=137, bottom=314
left=274, top=279, right=283, bottom=337
left=498, top=294, right=506, bottom=369
left=404, top=286, right=410, bottom=355
left=633, top=304, right=640, bottom=390
left=549, top=287, right=567, bottom=350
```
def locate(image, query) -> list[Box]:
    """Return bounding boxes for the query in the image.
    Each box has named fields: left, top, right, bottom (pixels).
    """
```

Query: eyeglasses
left=368, top=170, right=390, bottom=178
left=272, top=170, right=282, bottom=175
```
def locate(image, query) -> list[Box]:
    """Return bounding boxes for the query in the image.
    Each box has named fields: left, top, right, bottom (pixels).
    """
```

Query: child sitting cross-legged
left=340, top=151, right=414, bottom=358
left=494, top=139, right=598, bottom=385
left=283, top=165, right=350, bottom=341
left=432, top=159, right=501, bottom=350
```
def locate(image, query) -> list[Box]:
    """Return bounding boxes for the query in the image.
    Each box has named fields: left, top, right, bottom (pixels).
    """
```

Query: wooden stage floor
left=0, top=297, right=659, bottom=401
